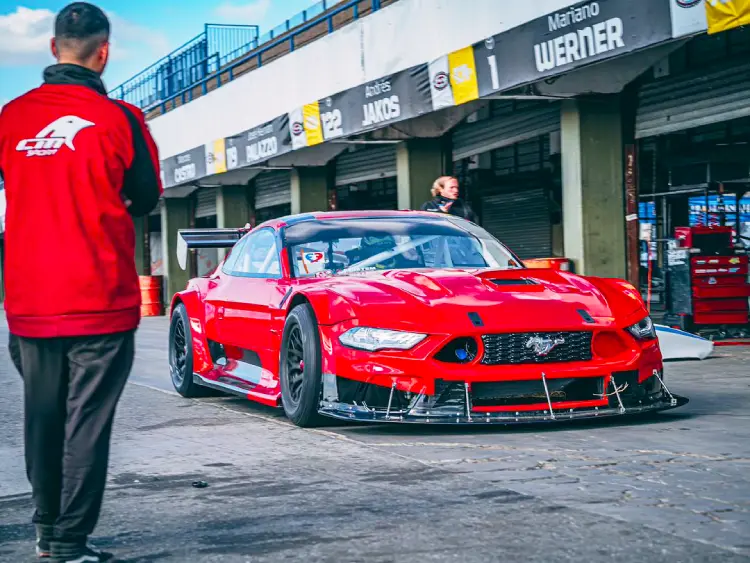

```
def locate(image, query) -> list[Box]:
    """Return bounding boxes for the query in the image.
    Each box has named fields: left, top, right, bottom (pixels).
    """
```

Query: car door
left=203, top=235, right=249, bottom=346
left=213, top=228, right=283, bottom=387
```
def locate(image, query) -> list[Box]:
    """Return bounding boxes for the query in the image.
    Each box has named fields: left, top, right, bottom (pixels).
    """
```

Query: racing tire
left=280, top=303, right=324, bottom=427
left=168, top=303, right=207, bottom=398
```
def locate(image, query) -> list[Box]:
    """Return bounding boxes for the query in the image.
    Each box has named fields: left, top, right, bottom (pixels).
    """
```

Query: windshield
left=283, top=216, right=523, bottom=278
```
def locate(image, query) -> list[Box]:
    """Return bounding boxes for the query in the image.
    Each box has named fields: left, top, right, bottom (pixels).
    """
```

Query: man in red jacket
left=0, top=3, right=162, bottom=561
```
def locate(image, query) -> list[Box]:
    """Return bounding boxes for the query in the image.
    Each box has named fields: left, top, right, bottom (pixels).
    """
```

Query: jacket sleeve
left=0, top=105, right=6, bottom=181
left=115, top=101, right=163, bottom=217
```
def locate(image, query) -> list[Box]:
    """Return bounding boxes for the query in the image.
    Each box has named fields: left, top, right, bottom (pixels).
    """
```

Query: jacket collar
left=43, top=64, right=107, bottom=96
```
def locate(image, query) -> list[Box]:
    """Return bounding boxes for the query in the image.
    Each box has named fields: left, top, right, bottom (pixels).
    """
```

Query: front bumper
left=317, top=370, right=689, bottom=425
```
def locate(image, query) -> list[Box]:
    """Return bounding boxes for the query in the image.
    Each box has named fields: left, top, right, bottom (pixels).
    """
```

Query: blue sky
left=0, top=0, right=316, bottom=106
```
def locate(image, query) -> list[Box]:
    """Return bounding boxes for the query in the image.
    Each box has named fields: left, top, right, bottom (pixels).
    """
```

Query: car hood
left=314, top=268, right=642, bottom=333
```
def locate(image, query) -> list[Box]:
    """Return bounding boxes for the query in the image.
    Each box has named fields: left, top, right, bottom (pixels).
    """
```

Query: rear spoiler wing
left=176, top=227, right=250, bottom=271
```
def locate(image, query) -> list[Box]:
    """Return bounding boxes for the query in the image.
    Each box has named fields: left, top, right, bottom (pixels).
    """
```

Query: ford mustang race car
left=168, top=210, right=687, bottom=427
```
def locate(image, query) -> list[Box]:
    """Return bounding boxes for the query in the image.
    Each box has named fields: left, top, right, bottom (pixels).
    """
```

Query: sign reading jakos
left=706, top=0, right=750, bottom=34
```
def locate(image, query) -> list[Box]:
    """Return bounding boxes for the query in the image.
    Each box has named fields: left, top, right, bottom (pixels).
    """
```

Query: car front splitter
left=317, top=394, right=689, bottom=425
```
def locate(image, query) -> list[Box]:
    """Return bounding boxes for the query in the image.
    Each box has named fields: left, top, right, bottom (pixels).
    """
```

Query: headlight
left=626, top=316, right=656, bottom=340
left=339, top=327, right=427, bottom=352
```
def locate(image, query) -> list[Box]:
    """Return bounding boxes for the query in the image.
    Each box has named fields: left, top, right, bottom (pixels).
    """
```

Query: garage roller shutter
left=194, top=188, right=217, bottom=218
left=335, top=145, right=397, bottom=186
left=636, top=59, right=750, bottom=139
left=255, top=171, right=291, bottom=209
left=481, top=188, right=552, bottom=260
left=453, top=101, right=561, bottom=161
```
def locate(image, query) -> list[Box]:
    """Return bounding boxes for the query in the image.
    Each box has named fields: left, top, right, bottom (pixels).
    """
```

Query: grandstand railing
left=109, top=0, right=395, bottom=118
left=109, top=24, right=259, bottom=110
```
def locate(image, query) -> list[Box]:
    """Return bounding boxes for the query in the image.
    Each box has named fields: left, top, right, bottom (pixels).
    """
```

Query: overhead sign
left=161, top=145, right=206, bottom=189
left=428, top=46, right=480, bottom=111
left=288, top=102, right=324, bottom=150
left=204, top=138, right=227, bottom=176
left=472, top=0, right=674, bottom=97
left=706, top=0, right=750, bottom=33
left=225, top=115, right=292, bottom=170
left=312, top=65, right=433, bottom=140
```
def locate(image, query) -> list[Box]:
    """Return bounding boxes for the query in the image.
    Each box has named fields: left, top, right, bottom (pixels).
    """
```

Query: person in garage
left=421, top=175, right=478, bottom=223
left=0, top=3, right=162, bottom=562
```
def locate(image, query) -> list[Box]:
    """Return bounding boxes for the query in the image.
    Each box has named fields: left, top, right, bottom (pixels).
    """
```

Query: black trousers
left=9, top=330, right=134, bottom=548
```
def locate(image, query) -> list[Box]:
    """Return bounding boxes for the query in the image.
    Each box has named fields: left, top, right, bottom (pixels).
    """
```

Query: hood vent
left=488, top=278, right=538, bottom=286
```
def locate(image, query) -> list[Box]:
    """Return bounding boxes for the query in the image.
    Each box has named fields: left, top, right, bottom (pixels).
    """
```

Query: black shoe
left=36, top=536, right=52, bottom=558
left=51, top=543, right=114, bottom=563
left=35, top=524, right=53, bottom=558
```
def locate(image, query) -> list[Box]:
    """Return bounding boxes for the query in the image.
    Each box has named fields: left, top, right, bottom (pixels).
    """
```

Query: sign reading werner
left=473, top=0, right=673, bottom=96
left=319, top=65, right=433, bottom=139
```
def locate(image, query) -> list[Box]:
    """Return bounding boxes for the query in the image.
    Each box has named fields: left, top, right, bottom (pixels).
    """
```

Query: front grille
left=480, top=331, right=593, bottom=365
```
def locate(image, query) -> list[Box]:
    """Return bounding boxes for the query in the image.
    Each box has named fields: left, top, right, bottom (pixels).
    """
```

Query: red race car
left=168, top=210, right=687, bottom=427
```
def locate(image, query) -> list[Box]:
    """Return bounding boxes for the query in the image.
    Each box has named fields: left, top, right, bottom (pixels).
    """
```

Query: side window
left=221, top=236, right=248, bottom=275
left=232, top=229, right=281, bottom=278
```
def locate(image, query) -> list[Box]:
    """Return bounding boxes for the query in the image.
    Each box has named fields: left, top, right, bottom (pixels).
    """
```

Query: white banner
left=671, top=0, right=708, bottom=37
left=428, top=55, right=455, bottom=111
left=288, top=106, right=308, bottom=151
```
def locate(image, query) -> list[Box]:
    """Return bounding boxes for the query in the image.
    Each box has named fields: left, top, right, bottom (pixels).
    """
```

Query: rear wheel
left=279, top=303, right=324, bottom=427
left=169, top=303, right=207, bottom=398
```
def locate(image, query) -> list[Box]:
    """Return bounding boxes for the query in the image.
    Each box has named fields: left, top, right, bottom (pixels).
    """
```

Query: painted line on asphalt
left=130, top=380, right=180, bottom=397
left=129, top=378, right=437, bottom=468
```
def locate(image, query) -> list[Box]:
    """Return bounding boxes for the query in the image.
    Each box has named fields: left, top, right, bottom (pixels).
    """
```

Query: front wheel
left=279, top=303, right=324, bottom=427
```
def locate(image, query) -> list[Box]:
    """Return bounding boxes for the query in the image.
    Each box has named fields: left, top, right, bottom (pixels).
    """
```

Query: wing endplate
left=176, top=228, right=249, bottom=271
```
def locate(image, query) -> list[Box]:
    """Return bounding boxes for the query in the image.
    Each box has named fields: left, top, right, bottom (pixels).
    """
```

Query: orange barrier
left=523, top=258, right=573, bottom=272
left=139, top=275, right=164, bottom=317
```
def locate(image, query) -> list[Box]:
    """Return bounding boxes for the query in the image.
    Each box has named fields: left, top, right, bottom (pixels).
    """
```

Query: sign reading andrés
left=473, top=0, right=673, bottom=97
left=318, top=65, right=433, bottom=139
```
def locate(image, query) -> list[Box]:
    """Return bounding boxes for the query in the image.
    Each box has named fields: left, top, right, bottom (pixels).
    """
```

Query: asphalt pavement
left=0, top=314, right=749, bottom=562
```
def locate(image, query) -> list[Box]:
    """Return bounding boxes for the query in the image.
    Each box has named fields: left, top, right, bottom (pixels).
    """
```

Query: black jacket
left=421, top=196, right=478, bottom=223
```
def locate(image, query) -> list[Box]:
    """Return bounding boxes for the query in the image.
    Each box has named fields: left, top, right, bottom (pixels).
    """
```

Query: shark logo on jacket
left=16, top=115, right=95, bottom=157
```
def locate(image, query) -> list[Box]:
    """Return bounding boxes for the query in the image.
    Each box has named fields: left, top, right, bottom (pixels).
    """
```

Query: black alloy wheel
left=279, top=303, right=324, bottom=427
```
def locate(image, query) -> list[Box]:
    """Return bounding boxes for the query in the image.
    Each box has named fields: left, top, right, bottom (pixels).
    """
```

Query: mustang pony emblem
left=525, top=335, right=565, bottom=357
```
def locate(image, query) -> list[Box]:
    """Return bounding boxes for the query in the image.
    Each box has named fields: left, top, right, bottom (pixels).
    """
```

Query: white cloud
left=0, top=7, right=55, bottom=66
left=215, top=0, right=272, bottom=23
left=107, top=12, right=170, bottom=63
left=0, top=6, right=168, bottom=68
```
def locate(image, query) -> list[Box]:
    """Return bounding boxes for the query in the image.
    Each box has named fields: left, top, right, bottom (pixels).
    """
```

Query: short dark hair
left=54, top=2, right=110, bottom=61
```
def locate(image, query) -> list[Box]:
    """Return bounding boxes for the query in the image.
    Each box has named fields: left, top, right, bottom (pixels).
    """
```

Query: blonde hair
left=431, top=176, right=458, bottom=198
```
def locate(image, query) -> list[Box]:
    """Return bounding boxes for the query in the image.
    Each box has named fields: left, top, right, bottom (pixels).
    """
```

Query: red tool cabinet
left=666, top=226, right=750, bottom=329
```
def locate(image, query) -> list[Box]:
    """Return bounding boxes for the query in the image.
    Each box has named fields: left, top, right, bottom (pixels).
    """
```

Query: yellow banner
left=447, top=46, right=479, bottom=106
left=212, top=138, right=227, bottom=174
left=302, top=102, right=323, bottom=146
left=706, top=0, right=750, bottom=34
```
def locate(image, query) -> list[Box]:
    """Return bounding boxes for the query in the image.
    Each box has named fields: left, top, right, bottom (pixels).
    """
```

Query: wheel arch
left=169, top=287, right=213, bottom=375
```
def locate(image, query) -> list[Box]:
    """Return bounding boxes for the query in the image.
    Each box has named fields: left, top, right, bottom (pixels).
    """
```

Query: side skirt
left=193, top=373, right=250, bottom=399
left=192, top=373, right=283, bottom=408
